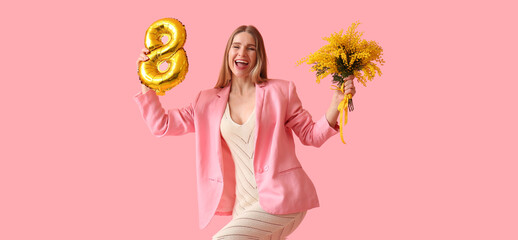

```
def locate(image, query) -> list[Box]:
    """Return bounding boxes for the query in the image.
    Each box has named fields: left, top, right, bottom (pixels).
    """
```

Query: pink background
left=1, top=0, right=517, bottom=239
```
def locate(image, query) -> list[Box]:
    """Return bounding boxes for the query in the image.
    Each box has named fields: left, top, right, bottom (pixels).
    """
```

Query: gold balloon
left=138, top=18, right=189, bottom=95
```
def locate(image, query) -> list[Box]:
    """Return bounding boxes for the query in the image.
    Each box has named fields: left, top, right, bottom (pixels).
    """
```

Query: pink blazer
left=134, top=79, right=339, bottom=229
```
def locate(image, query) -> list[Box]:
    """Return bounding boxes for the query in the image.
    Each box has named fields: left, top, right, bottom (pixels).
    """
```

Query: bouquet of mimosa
left=298, top=21, right=385, bottom=144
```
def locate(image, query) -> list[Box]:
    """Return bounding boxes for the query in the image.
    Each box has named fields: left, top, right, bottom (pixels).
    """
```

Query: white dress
left=214, top=103, right=306, bottom=240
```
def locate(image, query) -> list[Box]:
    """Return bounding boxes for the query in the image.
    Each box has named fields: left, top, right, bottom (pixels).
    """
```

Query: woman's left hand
left=331, top=75, right=356, bottom=108
left=326, top=75, right=356, bottom=127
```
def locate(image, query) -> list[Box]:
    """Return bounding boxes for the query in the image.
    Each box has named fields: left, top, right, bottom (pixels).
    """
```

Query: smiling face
left=228, top=32, right=257, bottom=80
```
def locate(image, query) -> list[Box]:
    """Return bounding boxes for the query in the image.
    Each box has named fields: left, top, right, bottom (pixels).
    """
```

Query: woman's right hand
left=137, top=48, right=151, bottom=94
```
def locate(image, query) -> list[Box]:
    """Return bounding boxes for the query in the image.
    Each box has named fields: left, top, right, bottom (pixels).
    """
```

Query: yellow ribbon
left=331, top=83, right=351, bottom=144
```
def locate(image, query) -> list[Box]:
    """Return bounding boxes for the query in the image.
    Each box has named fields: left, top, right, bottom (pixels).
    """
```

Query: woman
left=135, top=25, right=356, bottom=239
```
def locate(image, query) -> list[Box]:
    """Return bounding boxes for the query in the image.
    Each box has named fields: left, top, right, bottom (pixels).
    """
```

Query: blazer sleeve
left=285, top=81, right=339, bottom=147
left=134, top=90, right=201, bottom=137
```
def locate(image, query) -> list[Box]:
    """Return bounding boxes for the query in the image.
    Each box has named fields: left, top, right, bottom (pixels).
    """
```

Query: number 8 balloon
left=138, top=18, right=189, bottom=95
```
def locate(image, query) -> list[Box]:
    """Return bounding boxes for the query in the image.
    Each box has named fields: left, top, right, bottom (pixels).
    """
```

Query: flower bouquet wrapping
left=298, top=22, right=384, bottom=144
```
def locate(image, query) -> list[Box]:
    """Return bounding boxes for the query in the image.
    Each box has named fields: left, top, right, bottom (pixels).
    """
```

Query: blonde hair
left=214, top=25, right=268, bottom=88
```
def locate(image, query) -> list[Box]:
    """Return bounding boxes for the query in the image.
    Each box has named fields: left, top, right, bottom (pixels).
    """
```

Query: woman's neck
left=230, top=76, right=255, bottom=96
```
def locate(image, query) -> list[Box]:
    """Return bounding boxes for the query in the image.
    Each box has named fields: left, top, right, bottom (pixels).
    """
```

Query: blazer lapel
left=215, top=85, right=231, bottom=172
left=215, top=85, right=231, bottom=122
left=254, top=81, right=266, bottom=168
left=216, top=85, right=231, bottom=101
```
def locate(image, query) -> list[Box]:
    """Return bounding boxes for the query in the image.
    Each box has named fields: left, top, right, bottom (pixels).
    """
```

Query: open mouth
left=235, top=60, right=249, bottom=69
